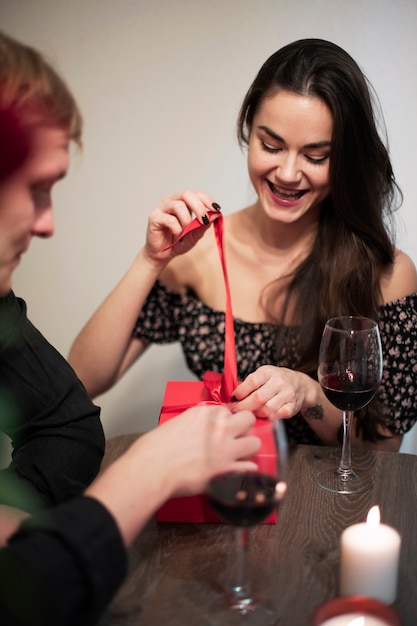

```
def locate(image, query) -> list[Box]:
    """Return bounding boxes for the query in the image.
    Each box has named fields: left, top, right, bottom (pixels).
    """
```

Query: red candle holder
left=312, top=595, right=401, bottom=625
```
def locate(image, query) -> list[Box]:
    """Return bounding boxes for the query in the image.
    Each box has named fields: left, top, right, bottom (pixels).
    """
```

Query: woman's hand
left=144, top=189, right=221, bottom=263
left=231, top=365, right=313, bottom=419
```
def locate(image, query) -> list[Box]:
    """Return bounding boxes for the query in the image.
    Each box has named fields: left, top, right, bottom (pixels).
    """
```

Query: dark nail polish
left=231, top=395, right=237, bottom=402
left=212, top=202, right=221, bottom=212
left=202, top=214, right=209, bottom=225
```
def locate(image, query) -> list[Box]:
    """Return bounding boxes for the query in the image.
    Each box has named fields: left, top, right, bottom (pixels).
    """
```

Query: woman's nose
left=275, top=152, right=301, bottom=184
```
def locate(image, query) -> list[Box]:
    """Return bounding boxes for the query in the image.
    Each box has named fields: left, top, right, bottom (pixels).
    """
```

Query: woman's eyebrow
left=257, top=125, right=331, bottom=149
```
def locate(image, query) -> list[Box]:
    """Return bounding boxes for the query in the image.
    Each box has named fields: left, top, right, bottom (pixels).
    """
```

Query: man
left=0, top=34, right=105, bottom=539
left=0, top=31, right=259, bottom=625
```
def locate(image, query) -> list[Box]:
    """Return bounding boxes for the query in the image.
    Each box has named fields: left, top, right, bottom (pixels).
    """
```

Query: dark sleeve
left=0, top=292, right=105, bottom=511
left=132, top=280, right=184, bottom=342
left=0, top=497, right=127, bottom=626
left=378, top=294, right=417, bottom=435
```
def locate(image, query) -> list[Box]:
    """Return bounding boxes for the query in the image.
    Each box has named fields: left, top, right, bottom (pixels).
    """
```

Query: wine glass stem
left=232, top=527, right=251, bottom=605
left=338, top=410, right=354, bottom=474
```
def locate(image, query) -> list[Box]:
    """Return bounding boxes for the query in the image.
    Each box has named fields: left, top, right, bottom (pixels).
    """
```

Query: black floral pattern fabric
left=134, top=281, right=417, bottom=445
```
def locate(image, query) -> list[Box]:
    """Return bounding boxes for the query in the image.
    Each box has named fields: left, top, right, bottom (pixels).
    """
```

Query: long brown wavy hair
left=237, top=39, right=401, bottom=441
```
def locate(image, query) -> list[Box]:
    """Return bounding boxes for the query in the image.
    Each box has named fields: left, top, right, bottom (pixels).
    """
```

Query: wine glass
left=205, top=418, right=288, bottom=626
left=316, top=316, right=383, bottom=494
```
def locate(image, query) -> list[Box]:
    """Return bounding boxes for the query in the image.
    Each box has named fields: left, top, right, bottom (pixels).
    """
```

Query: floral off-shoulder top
left=133, top=281, right=417, bottom=445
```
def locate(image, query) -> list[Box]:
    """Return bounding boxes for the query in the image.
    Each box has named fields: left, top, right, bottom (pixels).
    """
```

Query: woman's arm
left=68, top=247, right=164, bottom=398
left=68, top=191, right=219, bottom=398
left=232, top=366, right=405, bottom=450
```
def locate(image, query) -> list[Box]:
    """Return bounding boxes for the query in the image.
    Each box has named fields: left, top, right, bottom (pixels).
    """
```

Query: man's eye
left=30, top=183, right=52, bottom=203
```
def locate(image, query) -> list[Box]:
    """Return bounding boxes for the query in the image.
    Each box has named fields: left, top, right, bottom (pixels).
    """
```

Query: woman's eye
left=305, top=154, right=329, bottom=165
left=260, top=140, right=281, bottom=154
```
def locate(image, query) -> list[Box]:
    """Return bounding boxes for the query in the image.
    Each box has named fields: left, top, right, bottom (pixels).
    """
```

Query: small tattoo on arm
left=303, top=405, right=324, bottom=420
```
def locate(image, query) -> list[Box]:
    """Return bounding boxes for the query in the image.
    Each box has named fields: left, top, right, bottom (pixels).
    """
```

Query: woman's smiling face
left=247, top=90, right=333, bottom=225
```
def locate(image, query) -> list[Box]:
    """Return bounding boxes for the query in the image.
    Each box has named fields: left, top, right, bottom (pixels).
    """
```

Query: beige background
left=2, top=0, right=417, bottom=452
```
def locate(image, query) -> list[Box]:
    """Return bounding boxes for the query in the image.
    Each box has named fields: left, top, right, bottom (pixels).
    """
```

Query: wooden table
left=99, top=436, right=417, bottom=626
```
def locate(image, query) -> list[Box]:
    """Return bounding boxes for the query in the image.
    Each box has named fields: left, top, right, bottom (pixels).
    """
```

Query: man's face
left=0, top=126, right=69, bottom=296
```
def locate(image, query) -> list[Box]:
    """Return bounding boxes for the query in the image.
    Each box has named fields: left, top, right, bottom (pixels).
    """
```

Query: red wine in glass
left=206, top=471, right=277, bottom=527
left=316, top=316, right=382, bottom=494
left=205, top=419, right=288, bottom=626
left=321, top=372, right=380, bottom=412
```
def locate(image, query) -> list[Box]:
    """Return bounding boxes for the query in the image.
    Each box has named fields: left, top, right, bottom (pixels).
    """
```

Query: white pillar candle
left=340, top=506, right=401, bottom=604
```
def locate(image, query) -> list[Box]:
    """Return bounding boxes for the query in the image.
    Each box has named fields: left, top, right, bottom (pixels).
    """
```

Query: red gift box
left=156, top=214, right=277, bottom=524
left=156, top=381, right=277, bottom=524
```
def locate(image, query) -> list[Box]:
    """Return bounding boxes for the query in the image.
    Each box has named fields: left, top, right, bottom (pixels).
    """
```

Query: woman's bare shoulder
left=159, top=225, right=217, bottom=293
left=380, top=249, right=417, bottom=303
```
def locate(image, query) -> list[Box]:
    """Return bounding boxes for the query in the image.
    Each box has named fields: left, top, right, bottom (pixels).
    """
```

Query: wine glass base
left=316, top=468, right=373, bottom=494
left=205, top=591, right=276, bottom=626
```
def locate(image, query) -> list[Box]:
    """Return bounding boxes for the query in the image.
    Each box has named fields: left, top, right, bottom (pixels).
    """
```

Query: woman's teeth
left=268, top=181, right=304, bottom=199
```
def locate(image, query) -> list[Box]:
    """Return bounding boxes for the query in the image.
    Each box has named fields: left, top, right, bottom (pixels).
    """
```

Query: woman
left=69, top=38, right=417, bottom=451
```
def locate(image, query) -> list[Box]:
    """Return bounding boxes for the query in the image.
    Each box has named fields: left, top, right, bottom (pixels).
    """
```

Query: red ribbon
left=161, top=212, right=238, bottom=404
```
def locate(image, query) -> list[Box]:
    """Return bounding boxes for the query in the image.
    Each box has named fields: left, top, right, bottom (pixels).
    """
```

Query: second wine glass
left=205, top=418, right=288, bottom=625
left=316, top=316, right=383, bottom=494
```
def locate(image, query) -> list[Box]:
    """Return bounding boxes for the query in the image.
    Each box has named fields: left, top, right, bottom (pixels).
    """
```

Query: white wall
left=2, top=0, right=417, bottom=451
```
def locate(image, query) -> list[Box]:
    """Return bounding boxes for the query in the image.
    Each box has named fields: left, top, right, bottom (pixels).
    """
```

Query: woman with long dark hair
left=69, top=39, right=417, bottom=450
